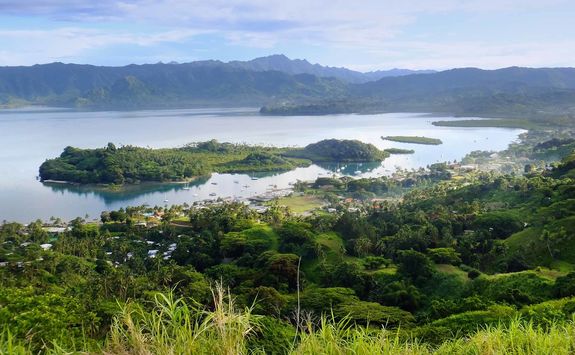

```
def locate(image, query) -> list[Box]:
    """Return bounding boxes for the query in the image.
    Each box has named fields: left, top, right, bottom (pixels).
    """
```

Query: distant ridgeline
left=0, top=55, right=426, bottom=109
left=1, top=57, right=575, bottom=121
left=260, top=67, right=575, bottom=121
left=39, top=139, right=388, bottom=184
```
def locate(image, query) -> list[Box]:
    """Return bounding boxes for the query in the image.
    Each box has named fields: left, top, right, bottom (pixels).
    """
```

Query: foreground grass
left=4, top=288, right=575, bottom=354
left=105, top=285, right=258, bottom=355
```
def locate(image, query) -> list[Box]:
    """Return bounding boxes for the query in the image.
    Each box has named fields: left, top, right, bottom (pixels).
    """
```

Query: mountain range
left=227, top=54, right=436, bottom=83
left=0, top=55, right=574, bottom=118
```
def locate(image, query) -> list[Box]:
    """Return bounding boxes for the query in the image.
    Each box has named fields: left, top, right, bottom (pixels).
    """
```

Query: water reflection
left=41, top=162, right=389, bottom=205
left=43, top=176, right=211, bottom=204
left=0, top=108, right=525, bottom=221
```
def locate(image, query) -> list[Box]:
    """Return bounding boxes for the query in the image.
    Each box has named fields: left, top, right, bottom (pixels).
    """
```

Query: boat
left=354, top=170, right=362, bottom=174
left=234, top=180, right=239, bottom=184
left=209, top=193, right=217, bottom=197
left=251, top=177, right=259, bottom=181
left=211, top=182, right=218, bottom=185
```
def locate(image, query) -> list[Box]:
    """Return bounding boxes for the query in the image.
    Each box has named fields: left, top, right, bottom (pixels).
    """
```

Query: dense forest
left=39, top=139, right=388, bottom=184
left=4, top=138, right=575, bottom=352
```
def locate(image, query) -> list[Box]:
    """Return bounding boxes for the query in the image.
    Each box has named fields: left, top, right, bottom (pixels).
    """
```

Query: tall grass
left=293, top=317, right=575, bottom=354
left=436, top=319, right=575, bottom=355
left=0, top=330, right=30, bottom=355
left=105, top=283, right=260, bottom=355
left=293, top=315, right=429, bottom=354
left=5, top=288, right=575, bottom=354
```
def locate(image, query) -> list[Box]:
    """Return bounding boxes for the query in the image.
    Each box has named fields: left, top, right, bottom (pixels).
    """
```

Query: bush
left=467, top=269, right=481, bottom=279
left=554, top=272, right=575, bottom=298
left=427, top=248, right=462, bottom=265
left=397, top=250, right=434, bottom=282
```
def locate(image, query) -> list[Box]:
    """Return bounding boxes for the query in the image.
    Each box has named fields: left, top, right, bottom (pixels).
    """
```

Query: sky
left=0, top=0, right=574, bottom=71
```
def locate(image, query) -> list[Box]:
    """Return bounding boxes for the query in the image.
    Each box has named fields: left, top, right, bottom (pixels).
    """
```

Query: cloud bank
left=0, top=0, right=572, bottom=69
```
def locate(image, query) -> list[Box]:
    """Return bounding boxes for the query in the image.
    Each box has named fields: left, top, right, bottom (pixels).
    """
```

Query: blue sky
left=0, top=0, right=574, bottom=71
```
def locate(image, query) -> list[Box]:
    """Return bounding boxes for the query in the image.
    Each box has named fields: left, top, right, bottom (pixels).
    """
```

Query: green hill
left=285, top=139, right=389, bottom=162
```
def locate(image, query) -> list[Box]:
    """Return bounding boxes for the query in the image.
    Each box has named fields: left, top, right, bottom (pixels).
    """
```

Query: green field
left=273, top=194, right=325, bottom=213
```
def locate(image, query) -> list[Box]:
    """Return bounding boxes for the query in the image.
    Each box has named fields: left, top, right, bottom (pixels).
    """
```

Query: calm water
left=0, top=107, right=524, bottom=222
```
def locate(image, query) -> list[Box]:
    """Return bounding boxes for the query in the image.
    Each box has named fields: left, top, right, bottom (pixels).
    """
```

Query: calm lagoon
left=0, top=107, right=524, bottom=222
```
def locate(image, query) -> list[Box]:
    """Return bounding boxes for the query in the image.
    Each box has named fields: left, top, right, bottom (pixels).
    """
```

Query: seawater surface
left=0, top=107, right=524, bottom=222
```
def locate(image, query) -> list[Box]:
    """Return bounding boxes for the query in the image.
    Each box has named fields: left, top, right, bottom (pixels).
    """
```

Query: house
left=43, top=227, right=69, bottom=234
left=39, top=243, right=53, bottom=250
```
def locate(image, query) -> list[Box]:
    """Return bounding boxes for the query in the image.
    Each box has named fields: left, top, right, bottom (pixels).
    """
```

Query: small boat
left=193, top=193, right=198, bottom=197
left=251, top=177, right=259, bottom=181
left=209, top=193, right=217, bottom=196
left=243, top=185, right=250, bottom=188
left=354, top=170, right=362, bottom=174
left=211, top=182, right=218, bottom=185
left=234, top=180, right=239, bottom=184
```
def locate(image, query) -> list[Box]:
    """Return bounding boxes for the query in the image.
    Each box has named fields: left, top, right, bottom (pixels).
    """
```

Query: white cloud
left=0, top=0, right=573, bottom=68
left=346, top=40, right=575, bottom=71
left=0, top=27, right=205, bottom=65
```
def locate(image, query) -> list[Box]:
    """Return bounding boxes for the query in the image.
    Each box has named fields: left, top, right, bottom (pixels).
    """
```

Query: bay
left=0, top=107, right=524, bottom=222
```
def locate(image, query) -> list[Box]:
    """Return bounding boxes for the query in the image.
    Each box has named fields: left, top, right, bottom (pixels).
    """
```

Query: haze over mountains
left=227, top=54, right=436, bottom=83
left=0, top=54, right=574, bottom=118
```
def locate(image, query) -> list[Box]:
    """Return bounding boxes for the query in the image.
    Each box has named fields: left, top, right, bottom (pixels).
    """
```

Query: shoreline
left=42, top=176, right=206, bottom=191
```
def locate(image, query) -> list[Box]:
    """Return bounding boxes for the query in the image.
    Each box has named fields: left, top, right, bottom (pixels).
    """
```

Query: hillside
left=3, top=58, right=575, bottom=116
left=4, top=133, right=575, bottom=353
left=261, top=67, right=575, bottom=118
left=0, top=61, right=347, bottom=108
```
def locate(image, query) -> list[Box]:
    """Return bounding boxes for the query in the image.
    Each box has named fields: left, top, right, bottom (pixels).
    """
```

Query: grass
left=381, top=136, right=443, bottom=145
left=273, top=195, right=325, bottom=214
left=106, top=284, right=260, bottom=355
left=0, top=330, right=29, bottom=355
left=6, top=286, right=575, bottom=354
left=435, top=264, right=470, bottom=282
left=295, top=316, right=575, bottom=354
left=302, top=232, right=345, bottom=282
left=505, top=215, right=575, bottom=268
left=435, top=319, right=575, bottom=354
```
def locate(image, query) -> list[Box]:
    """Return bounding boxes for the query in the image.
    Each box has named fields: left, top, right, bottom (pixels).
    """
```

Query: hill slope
left=0, top=61, right=347, bottom=108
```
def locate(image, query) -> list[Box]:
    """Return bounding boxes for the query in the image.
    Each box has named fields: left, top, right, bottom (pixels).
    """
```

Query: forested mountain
left=0, top=61, right=347, bottom=108
left=1, top=58, right=574, bottom=115
left=350, top=67, right=575, bottom=116
left=354, top=67, right=575, bottom=97
left=264, top=67, right=575, bottom=117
